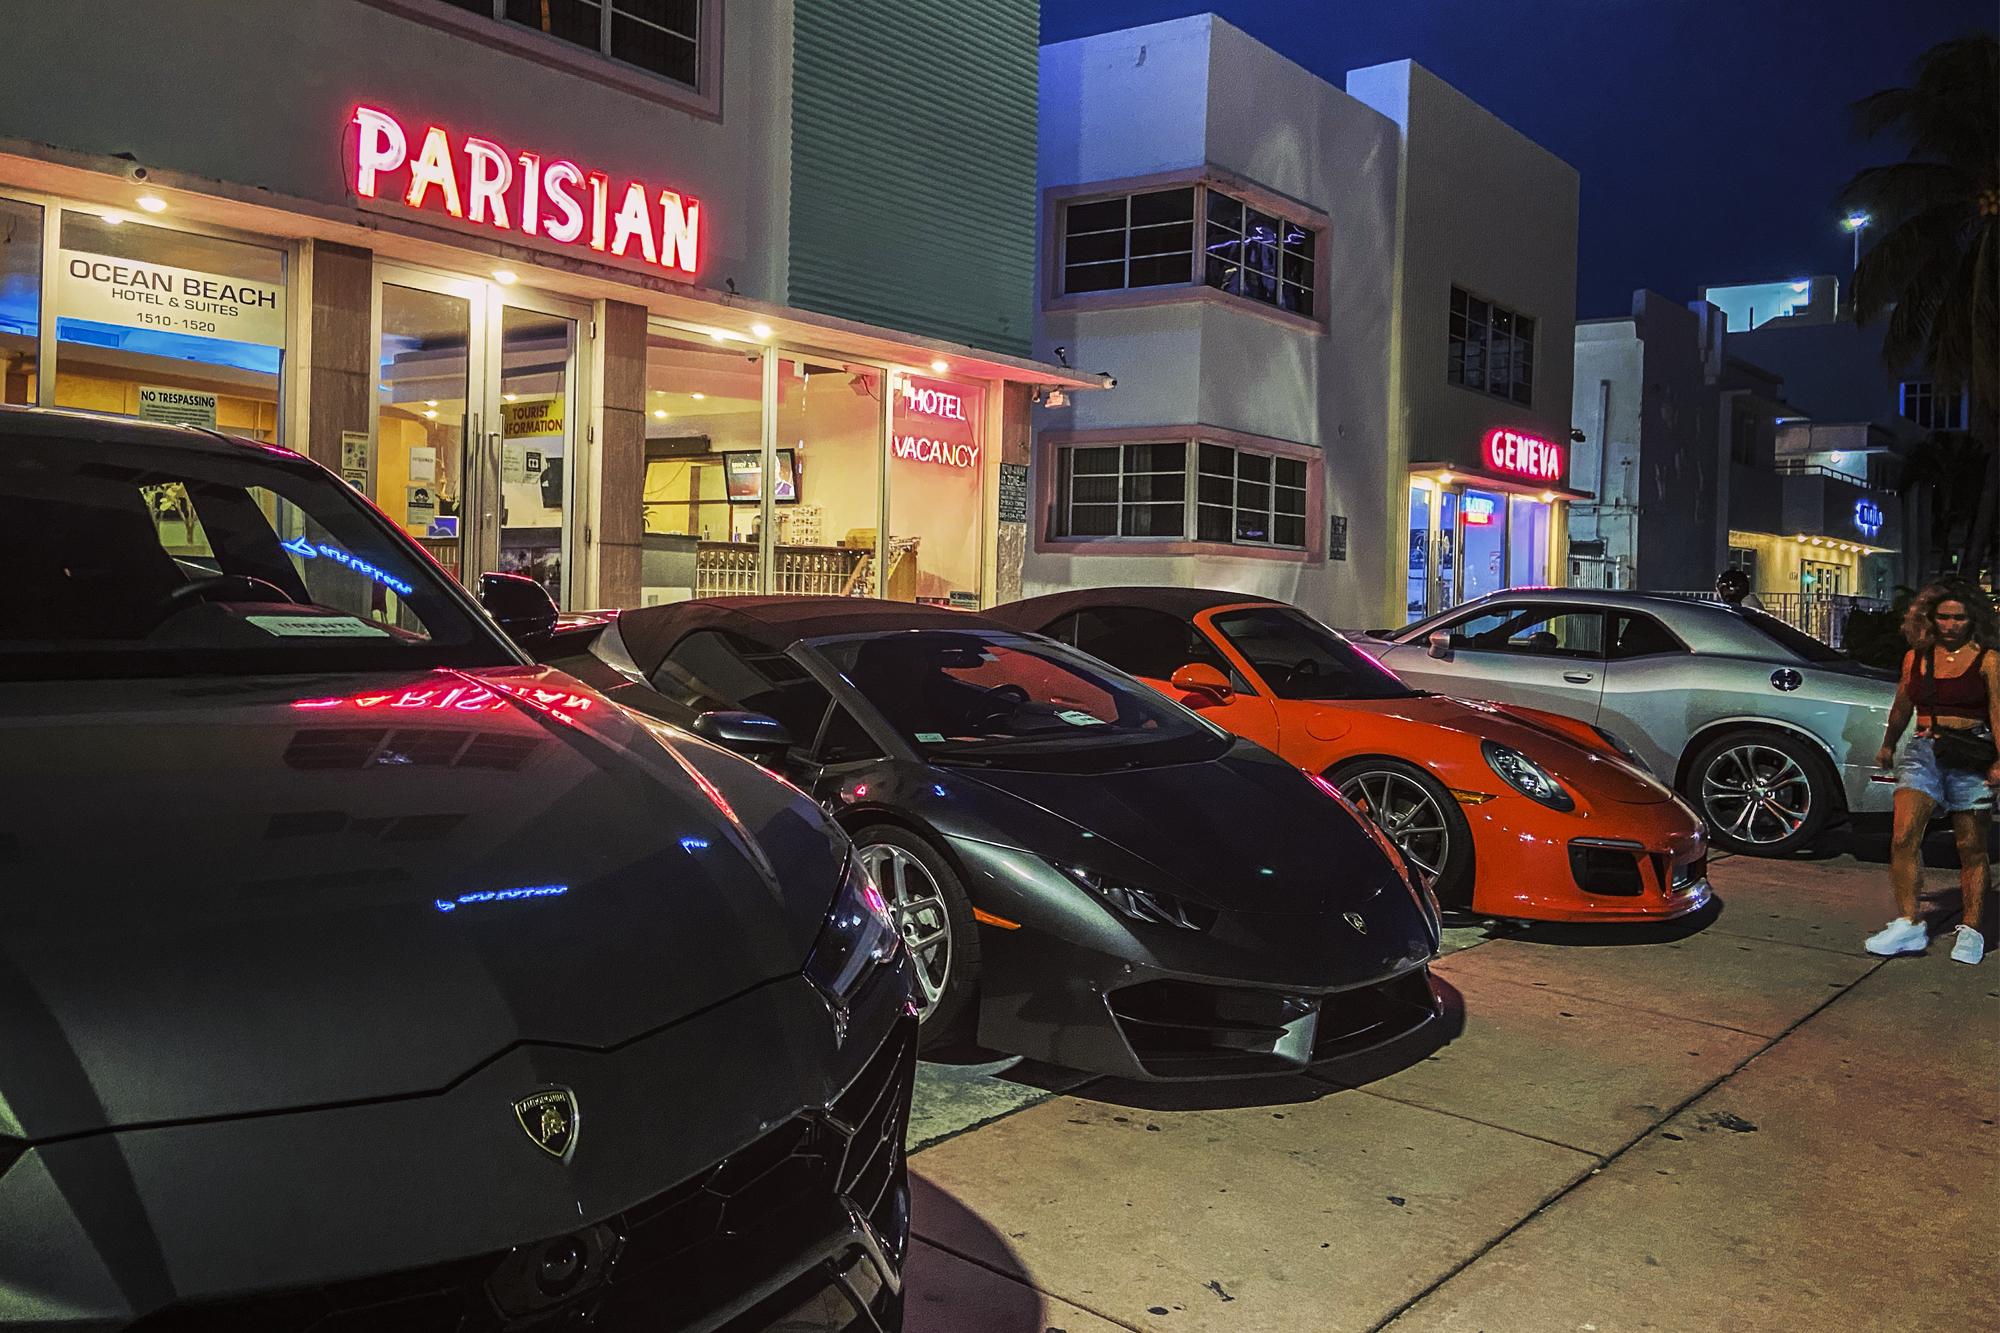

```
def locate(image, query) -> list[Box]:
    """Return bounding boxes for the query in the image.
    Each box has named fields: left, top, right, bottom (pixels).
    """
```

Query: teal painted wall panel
left=790, top=0, right=1038, bottom=356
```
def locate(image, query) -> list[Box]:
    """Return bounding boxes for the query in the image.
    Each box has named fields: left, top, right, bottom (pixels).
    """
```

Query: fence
left=1654, top=590, right=1886, bottom=648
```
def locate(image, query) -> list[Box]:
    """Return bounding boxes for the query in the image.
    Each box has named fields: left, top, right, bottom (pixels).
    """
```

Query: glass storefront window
left=1508, top=496, right=1552, bottom=587
left=889, top=371, right=984, bottom=607
left=1406, top=483, right=1433, bottom=621
left=377, top=283, right=471, bottom=580
left=0, top=198, right=39, bottom=405
left=496, top=305, right=577, bottom=599
left=642, top=329, right=767, bottom=602
left=778, top=356, right=882, bottom=596
left=1459, top=488, right=1507, bottom=601
left=53, top=210, right=285, bottom=439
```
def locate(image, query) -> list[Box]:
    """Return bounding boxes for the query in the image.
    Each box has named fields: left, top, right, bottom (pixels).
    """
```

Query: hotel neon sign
left=892, top=375, right=979, bottom=469
left=348, top=105, right=701, bottom=277
left=1482, top=428, right=1565, bottom=483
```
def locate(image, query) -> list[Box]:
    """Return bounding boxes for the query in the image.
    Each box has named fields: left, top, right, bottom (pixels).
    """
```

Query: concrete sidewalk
left=900, top=851, right=1999, bottom=1332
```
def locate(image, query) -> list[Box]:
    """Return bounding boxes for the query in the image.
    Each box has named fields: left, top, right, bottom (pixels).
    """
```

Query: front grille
left=1568, top=843, right=1646, bottom=896
left=1107, top=972, right=1434, bottom=1078
left=129, top=1020, right=916, bottom=1333
left=1671, top=855, right=1707, bottom=892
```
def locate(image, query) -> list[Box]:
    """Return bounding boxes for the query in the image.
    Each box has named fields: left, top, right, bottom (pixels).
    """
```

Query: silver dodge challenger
left=1356, top=590, right=1898, bottom=856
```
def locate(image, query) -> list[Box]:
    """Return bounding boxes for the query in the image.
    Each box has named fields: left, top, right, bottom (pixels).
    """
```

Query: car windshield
left=1208, top=606, right=1416, bottom=700
left=1737, top=608, right=1848, bottom=664
left=0, top=431, right=506, bottom=681
left=814, top=629, right=1228, bottom=770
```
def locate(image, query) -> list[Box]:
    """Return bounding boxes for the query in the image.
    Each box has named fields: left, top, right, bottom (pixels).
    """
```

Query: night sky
left=1041, top=1, right=1997, bottom=318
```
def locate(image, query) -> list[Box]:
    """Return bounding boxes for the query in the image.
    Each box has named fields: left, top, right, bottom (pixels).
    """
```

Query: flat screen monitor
left=721, top=449, right=799, bottom=504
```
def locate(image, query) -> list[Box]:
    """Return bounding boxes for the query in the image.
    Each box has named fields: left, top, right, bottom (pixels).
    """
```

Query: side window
left=1449, top=606, right=1605, bottom=659
left=816, top=704, right=883, bottom=765
left=653, top=630, right=834, bottom=742
left=1608, top=613, right=1684, bottom=660
left=1063, top=606, right=1242, bottom=686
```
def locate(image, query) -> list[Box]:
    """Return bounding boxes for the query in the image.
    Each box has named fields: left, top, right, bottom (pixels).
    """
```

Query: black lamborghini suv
left=536, top=597, right=1443, bottom=1082
left=0, top=407, right=916, bottom=1331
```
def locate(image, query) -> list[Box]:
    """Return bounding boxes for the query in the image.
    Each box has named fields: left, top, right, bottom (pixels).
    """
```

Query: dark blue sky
left=1041, top=1, right=1996, bottom=317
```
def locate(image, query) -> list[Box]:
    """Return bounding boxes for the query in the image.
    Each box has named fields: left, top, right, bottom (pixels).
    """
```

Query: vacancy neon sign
left=893, top=375, right=978, bottom=468
left=348, top=105, right=701, bottom=276
left=1482, top=428, right=1565, bottom=482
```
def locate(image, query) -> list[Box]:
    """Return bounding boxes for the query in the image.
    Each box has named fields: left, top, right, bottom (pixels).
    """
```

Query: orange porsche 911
left=990, top=588, right=1709, bottom=923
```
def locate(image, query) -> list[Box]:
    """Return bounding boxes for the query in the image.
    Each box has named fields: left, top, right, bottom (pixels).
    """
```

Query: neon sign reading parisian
left=292, top=683, right=596, bottom=713
left=1482, top=428, right=1565, bottom=483
left=348, top=105, right=701, bottom=276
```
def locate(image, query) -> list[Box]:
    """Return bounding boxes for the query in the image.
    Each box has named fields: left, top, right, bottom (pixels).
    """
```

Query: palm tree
left=1896, top=429, right=1986, bottom=570
left=1839, top=34, right=1999, bottom=576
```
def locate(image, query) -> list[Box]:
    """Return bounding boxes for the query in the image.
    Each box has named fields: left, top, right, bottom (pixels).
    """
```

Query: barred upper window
left=440, top=0, right=701, bottom=87
left=1058, top=184, right=1320, bottom=319
left=1449, top=287, right=1535, bottom=406
left=1900, top=380, right=1965, bottom=431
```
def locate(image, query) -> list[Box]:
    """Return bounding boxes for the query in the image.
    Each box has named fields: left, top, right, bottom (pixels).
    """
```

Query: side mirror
left=691, top=710, right=794, bottom=759
left=1169, top=662, right=1234, bottom=703
left=1427, top=630, right=1453, bottom=661
left=480, top=572, right=558, bottom=645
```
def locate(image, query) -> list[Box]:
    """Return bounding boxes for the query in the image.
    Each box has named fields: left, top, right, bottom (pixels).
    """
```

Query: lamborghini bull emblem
left=514, top=1088, right=579, bottom=1162
left=1342, top=912, right=1368, bottom=935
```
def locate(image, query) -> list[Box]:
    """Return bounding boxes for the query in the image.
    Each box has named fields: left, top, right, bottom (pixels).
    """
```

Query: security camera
left=1569, top=428, right=1586, bottom=443
left=1097, top=372, right=1117, bottom=389
left=129, top=165, right=150, bottom=182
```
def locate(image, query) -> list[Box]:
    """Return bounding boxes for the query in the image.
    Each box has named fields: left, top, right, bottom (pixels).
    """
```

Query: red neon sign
left=292, top=682, right=595, bottom=714
left=348, top=106, right=701, bottom=277
left=1482, top=428, right=1565, bottom=483
left=892, top=375, right=979, bottom=469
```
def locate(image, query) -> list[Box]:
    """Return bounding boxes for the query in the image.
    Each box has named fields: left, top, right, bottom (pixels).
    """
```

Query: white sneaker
left=1864, top=917, right=1928, bottom=956
left=1950, top=925, right=1986, bottom=965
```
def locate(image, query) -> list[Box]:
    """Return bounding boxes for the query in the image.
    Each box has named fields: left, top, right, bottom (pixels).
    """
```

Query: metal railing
left=1772, top=460, right=1897, bottom=491
left=1654, top=589, right=1887, bottom=647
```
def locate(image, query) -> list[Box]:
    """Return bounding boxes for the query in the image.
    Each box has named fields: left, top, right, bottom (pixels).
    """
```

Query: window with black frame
left=1053, top=440, right=1308, bottom=549
left=1449, top=286, right=1535, bottom=405
left=439, top=0, right=701, bottom=86
left=1060, top=188, right=1196, bottom=294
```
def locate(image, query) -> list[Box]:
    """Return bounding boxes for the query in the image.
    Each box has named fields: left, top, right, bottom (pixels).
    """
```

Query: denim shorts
left=1896, top=735, right=1996, bottom=812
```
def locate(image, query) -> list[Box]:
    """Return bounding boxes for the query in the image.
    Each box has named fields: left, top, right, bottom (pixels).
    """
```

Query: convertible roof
left=986, top=586, right=1282, bottom=632
left=614, top=596, right=1011, bottom=671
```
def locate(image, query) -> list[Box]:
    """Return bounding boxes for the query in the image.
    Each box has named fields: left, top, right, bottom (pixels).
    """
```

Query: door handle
left=1562, top=671, right=1595, bottom=684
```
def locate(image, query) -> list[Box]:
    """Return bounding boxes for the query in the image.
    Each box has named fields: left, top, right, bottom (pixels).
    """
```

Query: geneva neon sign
left=1482, top=428, right=1565, bottom=483
left=348, top=105, right=701, bottom=276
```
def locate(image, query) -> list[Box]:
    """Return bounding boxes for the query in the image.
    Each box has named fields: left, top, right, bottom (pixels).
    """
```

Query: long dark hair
left=1901, top=580, right=1999, bottom=651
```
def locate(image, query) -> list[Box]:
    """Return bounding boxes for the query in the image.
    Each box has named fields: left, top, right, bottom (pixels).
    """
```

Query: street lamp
left=1842, top=211, right=1872, bottom=273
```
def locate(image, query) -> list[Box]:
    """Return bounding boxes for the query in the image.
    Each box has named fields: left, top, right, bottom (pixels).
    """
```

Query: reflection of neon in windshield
left=434, top=883, right=568, bottom=913
left=281, top=535, right=415, bottom=596
left=293, top=682, right=595, bottom=712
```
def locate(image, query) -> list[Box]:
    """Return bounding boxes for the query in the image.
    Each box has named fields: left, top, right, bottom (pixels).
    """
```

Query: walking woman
left=1867, top=581, right=2000, bottom=963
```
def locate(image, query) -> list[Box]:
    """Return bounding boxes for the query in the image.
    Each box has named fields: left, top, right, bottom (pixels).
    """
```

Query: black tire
left=851, top=825, right=981, bottom=1051
left=1328, top=758, right=1476, bottom=910
left=1682, top=729, right=1835, bottom=857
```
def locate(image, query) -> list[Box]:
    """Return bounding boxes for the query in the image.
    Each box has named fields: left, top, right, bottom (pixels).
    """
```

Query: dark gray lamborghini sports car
left=0, top=407, right=914, bottom=1332
left=535, top=597, right=1443, bottom=1082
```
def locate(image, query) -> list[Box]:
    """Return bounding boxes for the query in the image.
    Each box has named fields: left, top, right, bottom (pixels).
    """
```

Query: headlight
left=804, top=853, right=903, bottom=1007
left=1591, top=724, right=1652, bottom=775
left=1481, top=740, right=1575, bottom=812
left=1059, top=864, right=1215, bottom=931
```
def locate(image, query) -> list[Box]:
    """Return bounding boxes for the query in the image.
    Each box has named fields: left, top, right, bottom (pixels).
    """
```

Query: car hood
left=1310, top=694, right=1672, bottom=805
left=0, top=667, right=840, bottom=1140
left=947, top=740, right=1409, bottom=915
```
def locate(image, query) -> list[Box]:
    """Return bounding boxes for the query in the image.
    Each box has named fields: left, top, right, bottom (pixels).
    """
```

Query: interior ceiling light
left=492, top=269, right=518, bottom=285
left=135, top=194, right=167, bottom=214
left=502, top=392, right=518, bottom=402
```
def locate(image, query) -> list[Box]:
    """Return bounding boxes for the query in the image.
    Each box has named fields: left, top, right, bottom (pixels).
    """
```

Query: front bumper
left=2, top=971, right=916, bottom=1333
left=1464, top=796, right=1711, bottom=923
left=947, top=832, right=1440, bottom=1080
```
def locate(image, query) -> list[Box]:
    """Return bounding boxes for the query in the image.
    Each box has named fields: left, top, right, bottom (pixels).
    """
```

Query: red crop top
left=1918, top=647, right=1990, bottom=721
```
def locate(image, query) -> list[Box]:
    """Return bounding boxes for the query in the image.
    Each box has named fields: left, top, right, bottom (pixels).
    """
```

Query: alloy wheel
left=1337, top=770, right=1451, bottom=883
left=857, top=842, right=952, bottom=1018
left=1699, top=743, right=1813, bottom=845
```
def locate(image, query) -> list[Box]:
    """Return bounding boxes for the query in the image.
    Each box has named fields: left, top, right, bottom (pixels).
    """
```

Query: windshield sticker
left=246, top=615, right=391, bottom=639
left=916, top=731, right=947, bottom=743
left=1056, top=709, right=1108, bottom=727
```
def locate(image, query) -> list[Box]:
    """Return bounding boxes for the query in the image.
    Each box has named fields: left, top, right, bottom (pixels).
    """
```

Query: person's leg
left=1890, top=786, right=1938, bottom=922
left=1948, top=808, right=1990, bottom=932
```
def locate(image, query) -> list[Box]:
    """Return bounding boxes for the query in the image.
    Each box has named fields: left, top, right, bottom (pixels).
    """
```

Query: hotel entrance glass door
left=373, top=268, right=586, bottom=604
